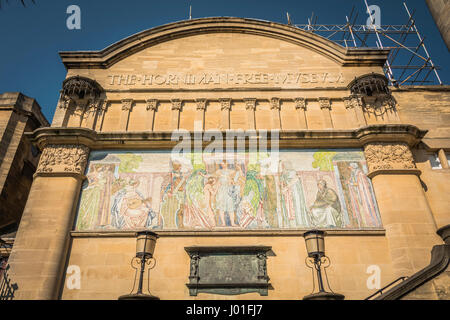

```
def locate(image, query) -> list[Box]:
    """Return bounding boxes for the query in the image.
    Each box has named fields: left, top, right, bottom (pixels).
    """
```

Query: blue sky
left=0, top=0, right=448, bottom=121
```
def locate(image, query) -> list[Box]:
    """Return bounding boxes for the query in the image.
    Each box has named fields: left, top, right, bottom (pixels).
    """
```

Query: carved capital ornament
left=319, top=97, right=331, bottom=110
left=295, top=98, right=306, bottom=110
left=364, top=142, right=416, bottom=175
left=270, top=98, right=281, bottom=110
left=195, top=98, right=207, bottom=111
left=37, top=144, right=90, bottom=175
left=171, top=99, right=182, bottom=111
left=244, top=98, right=256, bottom=111
left=121, top=99, right=133, bottom=111
left=146, top=99, right=158, bottom=111
left=219, top=98, right=232, bottom=111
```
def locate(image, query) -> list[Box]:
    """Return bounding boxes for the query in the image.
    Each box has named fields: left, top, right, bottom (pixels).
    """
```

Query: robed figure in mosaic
left=347, top=162, right=380, bottom=228
left=160, top=161, right=187, bottom=229
left=279, top=160, right=309, bottom=227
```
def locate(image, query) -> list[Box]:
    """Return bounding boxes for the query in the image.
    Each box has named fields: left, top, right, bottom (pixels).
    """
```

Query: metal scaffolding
left=293, top=1, right=442, bottom=86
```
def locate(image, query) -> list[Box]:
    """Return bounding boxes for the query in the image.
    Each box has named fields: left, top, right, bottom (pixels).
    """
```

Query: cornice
left=59, top=17, right=389, bottom=69
left=26, top=124, right=427, bottom=151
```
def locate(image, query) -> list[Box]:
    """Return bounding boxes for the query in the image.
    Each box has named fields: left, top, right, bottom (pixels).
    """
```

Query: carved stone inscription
left=108, top=72, right=344, bottom=86
left=185, top=246, right=271, bottom=296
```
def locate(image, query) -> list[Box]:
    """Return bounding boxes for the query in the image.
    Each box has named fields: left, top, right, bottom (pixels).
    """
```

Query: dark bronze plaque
left=185, top=246, right=271, bottom=296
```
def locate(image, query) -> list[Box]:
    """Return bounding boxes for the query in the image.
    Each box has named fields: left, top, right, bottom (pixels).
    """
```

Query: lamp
left=304, top=230, right=325, bottom=259
left=118, top=230, right=159, bottom=300
left=302, top=230, right=344, bottom=300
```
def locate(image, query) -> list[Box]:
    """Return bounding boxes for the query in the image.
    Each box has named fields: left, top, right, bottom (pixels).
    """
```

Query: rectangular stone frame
left=185, top=246, right=271, bottom=296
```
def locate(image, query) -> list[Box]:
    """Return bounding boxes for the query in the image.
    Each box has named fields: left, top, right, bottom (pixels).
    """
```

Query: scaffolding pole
left=293, top=1, right=443, bottom=86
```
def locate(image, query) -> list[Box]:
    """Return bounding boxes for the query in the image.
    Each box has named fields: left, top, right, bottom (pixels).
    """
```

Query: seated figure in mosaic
left=309, top=179, right=342, bottom=228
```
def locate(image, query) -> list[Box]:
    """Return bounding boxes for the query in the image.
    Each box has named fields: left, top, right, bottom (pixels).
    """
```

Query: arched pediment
left=60, top=17, right=388, bottom=69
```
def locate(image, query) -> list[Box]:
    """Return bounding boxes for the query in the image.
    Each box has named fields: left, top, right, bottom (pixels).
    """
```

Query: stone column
left=319, top=97, right=333, bottom=129
left=244, top=98, right=256, bottom=130
left=364, top=142, right=442, bottom=278
left=146, top=99, right=158, bottom=131
left=295, top=98, right=308, bottom=129
left=195, top=99, right=207, bottom=131
left=171, top=99, right=182, bottom=130
left=83, top=99, right=104, bottom=130
left=120, top=99, right=133, bottom=131
left=7, top=144, right=89, bottom=299
left=350, top=95, right=367, bottom=127
left=219, top=98, right=231, bottom=130
left=270, top=98, right=281, bottom=130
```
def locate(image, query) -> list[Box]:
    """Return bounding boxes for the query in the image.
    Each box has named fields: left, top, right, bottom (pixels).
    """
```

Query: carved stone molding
left=82, top=99, right=104, bottom=118
left=295, top=98, right=307, bottom=110
left=57, top=95, right=70, bottom=109
left=348, top=73, right=390, bottom=96
left=350, top=95, right=363, bottom=109
left=36, top=144, right=90, bottom=175
left=58, top=76, right=103, bottom=113
left=171, top=99, right=182, bottom=111
left=121, top=99, right=133, bottom=111
left=362, top=94, right=397, bottom=116
left=244, top=98, right=256, bottom=111
left=196, top=98, right=207, bottom=111
left=270, top=98, right=281, bottom=110
left=319, top=97, right=331, bottom=109
left=146, top=99, right=158, bottom=111
left=219, top=98, right=231, bottom=111
left=343, top=97, right=353, bottom=109
left=364, top=142, right=416, bottom=175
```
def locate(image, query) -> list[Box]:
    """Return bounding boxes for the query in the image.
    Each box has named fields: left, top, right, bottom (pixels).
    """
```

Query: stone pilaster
left=363, top=142, right=442, bottom=278
left=83, top=99, right=104, bottom=130
left=171, top=99, right=182, bottom=130
left=219, top=98, right=231, bottom=130
left=7, top=144, right=90, bottom=299
left=146, top=99, right=158, bottom=131
left=120, top=99, right=133, bottom=131
left=319, top=97, right=333, bottom=129
left=244, top=98, right=256, bottom=130
left=295, top=98, right=308, bottom=129
left=270, top=98, right=281, bottom=130
left=350, top=95, right=367, bottom=127
left=195, top=98, right=207, bottom=131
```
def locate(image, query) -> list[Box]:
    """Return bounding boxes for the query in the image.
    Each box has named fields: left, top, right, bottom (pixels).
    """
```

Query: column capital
left=121, top=99, right=133, bottom=111
left=171, top=99, right=182, bottom=111
left=219, top=98, right=232, bottom=111
left=270, top=97, right=281, bottom=110
left=294, top=98, right=307, bottom=110
left=343, top=96, right=353, bottom=109
left=363, top=142, right=420, bottom=178
left=244, top=98, right=256, bottom=110
left=36, top=144, right=90, bottom=178
left=146, top=99, right=158, bottom=111
left=318, top=97, right=331, bottom=110
left=196, top=98, right=207, bottom=111
left=350, top=95, right=363, bottom=109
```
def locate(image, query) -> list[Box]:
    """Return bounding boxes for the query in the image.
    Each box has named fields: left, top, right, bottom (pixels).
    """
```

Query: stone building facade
left=0, top=92, right=49, bottom=233
left=5, top=18, right=450, bottom=300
